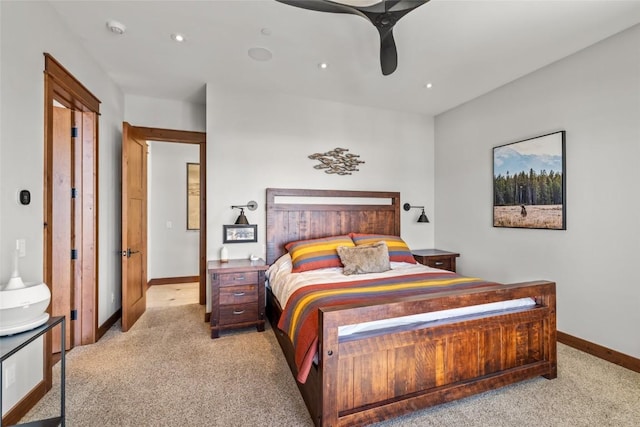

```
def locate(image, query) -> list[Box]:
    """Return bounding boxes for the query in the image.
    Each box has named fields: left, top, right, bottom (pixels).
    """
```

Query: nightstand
left=208, top=259, right=268, bottom=339
left=412, top=249, right=460, bottom=272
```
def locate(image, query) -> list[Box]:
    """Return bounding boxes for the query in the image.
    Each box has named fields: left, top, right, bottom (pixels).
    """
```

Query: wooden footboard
left=268, top=280, right=556, bottom=427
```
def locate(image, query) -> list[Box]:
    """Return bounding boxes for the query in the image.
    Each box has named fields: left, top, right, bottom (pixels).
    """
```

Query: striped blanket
left=277, top=270, right=499, bottom=383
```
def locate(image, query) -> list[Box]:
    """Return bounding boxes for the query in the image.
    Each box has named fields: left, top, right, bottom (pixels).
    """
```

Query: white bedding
left=266, top=254, right=536, bottom=337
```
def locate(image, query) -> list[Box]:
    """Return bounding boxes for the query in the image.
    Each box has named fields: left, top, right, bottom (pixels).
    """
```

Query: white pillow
left=266, top=253, right=292, bottom=285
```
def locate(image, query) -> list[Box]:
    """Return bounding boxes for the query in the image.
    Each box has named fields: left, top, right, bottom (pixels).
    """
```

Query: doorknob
left=121, top=248, right=140, bottom=258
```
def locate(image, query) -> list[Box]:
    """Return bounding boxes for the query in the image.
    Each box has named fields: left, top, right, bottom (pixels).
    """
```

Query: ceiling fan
left=275, top=0, right=430, bottom=75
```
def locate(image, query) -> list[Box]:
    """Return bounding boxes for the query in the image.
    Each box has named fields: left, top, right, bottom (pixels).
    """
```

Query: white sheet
left=266, top=254, right=536, bottom=337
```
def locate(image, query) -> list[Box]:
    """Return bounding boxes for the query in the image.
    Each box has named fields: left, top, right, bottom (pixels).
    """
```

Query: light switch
left=166, top=221, right=172, bottom=229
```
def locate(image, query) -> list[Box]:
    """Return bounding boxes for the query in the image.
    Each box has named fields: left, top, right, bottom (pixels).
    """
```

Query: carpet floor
left=20, top=303, right=640, bottom=426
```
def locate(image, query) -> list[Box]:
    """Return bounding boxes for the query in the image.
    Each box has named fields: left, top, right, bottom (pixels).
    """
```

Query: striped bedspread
left=277, top=270, right=499, bottom=383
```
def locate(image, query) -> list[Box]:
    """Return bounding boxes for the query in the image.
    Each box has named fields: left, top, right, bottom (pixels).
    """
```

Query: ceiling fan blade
left=276, top=0, right=431, bottom=75
left=378, top=27, right=397, bottom=76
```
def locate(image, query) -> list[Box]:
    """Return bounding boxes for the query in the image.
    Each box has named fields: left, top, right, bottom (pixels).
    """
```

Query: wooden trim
left=204, top=311, right=211, bottom=323
left=135, top=126, right=205, bottom=144
left=557, top=331, right=640, bottom=373
left=147, top=276, right=199, bottom=287
left=1, top=381, right=48, bottom=426
left=44, top=53, right=100, bottom=112
left=198, top=141, right=207, bottom=306
left=97, top=309, right=122, bottom=341
left=132, top=126, right=207, bottom=310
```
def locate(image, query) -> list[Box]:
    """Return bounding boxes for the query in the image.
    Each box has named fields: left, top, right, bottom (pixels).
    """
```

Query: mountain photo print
left=493, top=131, right=566, bottom=230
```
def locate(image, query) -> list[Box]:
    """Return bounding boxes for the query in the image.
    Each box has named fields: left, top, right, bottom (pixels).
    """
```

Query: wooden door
left=51, top=106, right=74, bottom=351
left=121, top=122, right=148, bottom=331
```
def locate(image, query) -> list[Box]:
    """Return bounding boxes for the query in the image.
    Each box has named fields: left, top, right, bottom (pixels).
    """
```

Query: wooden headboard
left=265, top=188, right=401, bottom=264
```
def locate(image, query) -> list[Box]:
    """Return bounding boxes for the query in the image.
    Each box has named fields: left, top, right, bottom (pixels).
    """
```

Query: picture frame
left=223, top=224, right=258, bottom=243
left=186, top=163, right=200, bottom=230
left=493, top=131, right=566, bottom=230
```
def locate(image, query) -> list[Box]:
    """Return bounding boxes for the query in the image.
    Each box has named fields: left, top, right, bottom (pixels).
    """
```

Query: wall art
left=493, top=131, right=566, bottom=230
left=223, top=224, right=258, bottom=243
left=187, top=162, right=200, bottom=230
left=309, top=147, right=364, bottom=175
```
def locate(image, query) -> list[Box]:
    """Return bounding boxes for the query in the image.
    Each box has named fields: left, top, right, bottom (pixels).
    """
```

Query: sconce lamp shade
left=235, top=208, right=249, bottom=224
left=417, top=209, right=429, bottom=223
left=231, top=200, right=258, bottom=225
left=403, top=203, right=429, bottom=223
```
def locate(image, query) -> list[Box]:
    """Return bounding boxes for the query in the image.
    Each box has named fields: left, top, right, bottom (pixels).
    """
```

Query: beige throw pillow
left=337, top=241, right=391, bottom=275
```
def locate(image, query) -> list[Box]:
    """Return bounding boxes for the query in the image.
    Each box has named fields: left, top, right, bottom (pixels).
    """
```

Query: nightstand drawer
left=412, top=249, right=459, bottom=273
left=219, top=272, right=258, bottom=287
left=219, top=303, right=258, bottom=325
left=220, top=285, right=258, bottom=305
left=424, top=258, right=452, bottom=271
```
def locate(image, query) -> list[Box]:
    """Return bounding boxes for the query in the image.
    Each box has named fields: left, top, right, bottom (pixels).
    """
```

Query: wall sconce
left=403, top=203, right=429, bottom=223
left=231, top=201, right=258, bottom=224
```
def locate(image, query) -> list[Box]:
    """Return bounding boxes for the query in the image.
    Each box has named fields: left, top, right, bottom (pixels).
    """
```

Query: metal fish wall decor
left=308, top=147, right=365, bottom=175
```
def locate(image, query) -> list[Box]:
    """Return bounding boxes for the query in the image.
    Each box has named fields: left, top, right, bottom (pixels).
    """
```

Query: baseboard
left=97, top=308, right=122, bottom=340
left=204, top=312, right=211, bottom=323
left=147, top=276, right=199, bottom=288
left=1, top=380, right=47, bottom=426
left=557, top=331, right=640, bottom=373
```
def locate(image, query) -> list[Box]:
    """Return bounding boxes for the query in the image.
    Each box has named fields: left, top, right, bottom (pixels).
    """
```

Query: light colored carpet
left=21, top=303, right=640, bottom=426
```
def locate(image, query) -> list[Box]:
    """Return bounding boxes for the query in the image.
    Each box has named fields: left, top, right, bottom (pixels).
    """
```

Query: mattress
left=266, top=254, right=536, bottom=338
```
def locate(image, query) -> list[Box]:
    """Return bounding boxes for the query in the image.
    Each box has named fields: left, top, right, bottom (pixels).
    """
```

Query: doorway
left=121, top=125, right=206, bottom=332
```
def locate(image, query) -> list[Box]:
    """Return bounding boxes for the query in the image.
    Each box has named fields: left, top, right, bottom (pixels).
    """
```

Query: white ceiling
left=47, top=0, right=640, bottom=116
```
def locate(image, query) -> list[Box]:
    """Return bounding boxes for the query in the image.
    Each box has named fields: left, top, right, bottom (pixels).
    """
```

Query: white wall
left=124, top=94, right=206, bottom=132
left=147, top=141, right=200, bottom=279
left=435, top=25, right=640, bottom=358
left=0, top=0, right=124, bottom=415
left=206, top=90, right=435, bottom=262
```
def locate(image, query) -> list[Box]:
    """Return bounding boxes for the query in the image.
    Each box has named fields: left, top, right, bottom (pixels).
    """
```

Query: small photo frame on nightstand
left=223, top=224, right=257, bottom=243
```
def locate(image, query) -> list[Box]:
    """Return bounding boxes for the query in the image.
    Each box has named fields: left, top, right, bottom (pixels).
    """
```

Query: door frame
left=43, top=53, right=100, bottom=348
left=132, top=126, right=207, bottom=307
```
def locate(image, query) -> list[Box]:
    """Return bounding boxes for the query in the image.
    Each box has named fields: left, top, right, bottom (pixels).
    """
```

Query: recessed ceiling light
left=171, top=33, right=186, bottom=42
left=318, top=62, right=329, bottom=70
left=248, top=47, right=273, bottom=62
left=106, top=20, right=126, bottom=35
left=424, top=82, right=433, bottom=89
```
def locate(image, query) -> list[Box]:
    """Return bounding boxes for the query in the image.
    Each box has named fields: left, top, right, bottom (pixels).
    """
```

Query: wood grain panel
left=266, top=188, right=400, bottom=264
left=352, top=351, right=389, bottom=409
left=51, top=106, right=72, bottom=352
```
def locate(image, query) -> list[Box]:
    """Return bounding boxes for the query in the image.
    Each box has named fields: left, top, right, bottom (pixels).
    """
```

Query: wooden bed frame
left=265, top=188, right=557, bottom=427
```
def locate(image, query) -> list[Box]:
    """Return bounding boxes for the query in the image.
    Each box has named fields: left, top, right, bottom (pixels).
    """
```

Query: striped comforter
left=277, top=270, right=499, bottom=383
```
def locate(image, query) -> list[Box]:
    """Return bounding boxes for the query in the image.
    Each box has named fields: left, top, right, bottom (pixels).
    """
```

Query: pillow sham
left=337, top=242, right=391, bottom=275
left=265, top=253, right=292, bottom=284
left=349, top=233, right=416, bottom=264
left=285, top=235, right=355, bottom=273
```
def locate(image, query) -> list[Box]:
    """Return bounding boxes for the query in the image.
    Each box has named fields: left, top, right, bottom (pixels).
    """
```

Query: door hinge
left=71, top=187, right=78, bottom=199
left=71, top=249, right=78, bottom=260
left=71, top=127, right=78, bottom=138
left=70, top=309, right=78, bottom=321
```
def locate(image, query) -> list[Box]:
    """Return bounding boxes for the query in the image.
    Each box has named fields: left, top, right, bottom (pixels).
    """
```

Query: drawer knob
left=233, top=292, right=245, bottom=297
left=233, top=309, right=245, bottom=315
left=434, top=261, right=444, bottom=266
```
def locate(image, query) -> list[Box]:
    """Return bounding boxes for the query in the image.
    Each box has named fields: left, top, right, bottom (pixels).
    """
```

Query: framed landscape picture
left=223, top=224, right=258, bottom=243
left=187, top=163, right=200, bottom=230
left=493, top=131, right=566, bottom=230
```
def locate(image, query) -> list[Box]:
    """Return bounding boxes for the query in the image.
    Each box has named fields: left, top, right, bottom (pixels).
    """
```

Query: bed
left=265, top=188, right=557, bottom=427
